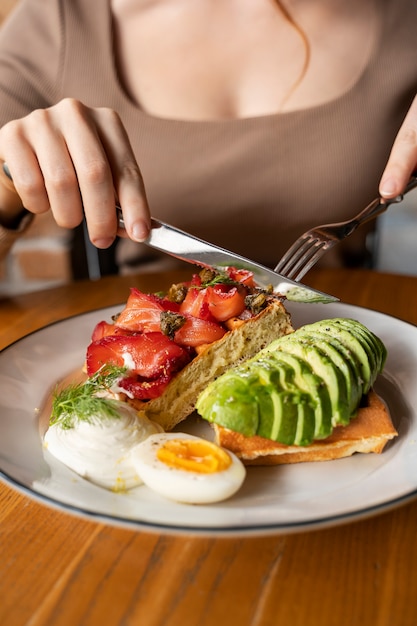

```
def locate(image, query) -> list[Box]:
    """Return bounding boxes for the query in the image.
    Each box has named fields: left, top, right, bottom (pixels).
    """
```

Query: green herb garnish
left=198, top=268, right=237, bottom=288
left=50, top=365, right=128, bottom=430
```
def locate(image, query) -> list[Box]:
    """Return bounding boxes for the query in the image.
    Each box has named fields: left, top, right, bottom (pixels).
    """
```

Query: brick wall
left=0, top=0, right=73, bottom=295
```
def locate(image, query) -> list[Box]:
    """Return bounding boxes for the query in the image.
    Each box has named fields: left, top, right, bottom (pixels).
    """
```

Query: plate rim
left=2, top=461, right=417, bottom=537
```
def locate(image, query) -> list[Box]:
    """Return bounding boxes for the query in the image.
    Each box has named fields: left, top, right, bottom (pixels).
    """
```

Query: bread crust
left=213, top=390, right=398, bottom=464
left=131, top=298, right=293, bottom=430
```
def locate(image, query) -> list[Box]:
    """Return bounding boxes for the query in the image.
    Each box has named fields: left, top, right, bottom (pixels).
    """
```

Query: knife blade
left=133, top=215, right=338, bottom=303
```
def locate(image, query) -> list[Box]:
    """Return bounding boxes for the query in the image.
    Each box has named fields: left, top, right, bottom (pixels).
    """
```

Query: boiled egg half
left=130, top=432, right=246, bottom=504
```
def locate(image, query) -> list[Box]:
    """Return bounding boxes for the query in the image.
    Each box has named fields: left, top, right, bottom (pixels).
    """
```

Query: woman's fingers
left=0, top=120, right=52, bottom=216
left=59, top=100, right=121, bottom=247
left=379, top=95, right=417, bottom=198
left=92, top=106, right=151, bottom=243
left=0, top=99, right=151, bottom=247
left=24, top=106, right=85, bottom=227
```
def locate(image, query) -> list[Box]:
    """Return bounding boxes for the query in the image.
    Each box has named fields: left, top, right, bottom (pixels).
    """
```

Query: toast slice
left=131, top=298, right=293, bottom=431
left=213, top=390, right=397, bottom=464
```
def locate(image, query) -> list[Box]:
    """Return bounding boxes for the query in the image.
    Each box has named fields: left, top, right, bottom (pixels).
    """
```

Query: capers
left=160, top=311, right=187, bottom=339
left=245, top=292, right=268, bottom=315
left=166, top=283, right=188, bottom=304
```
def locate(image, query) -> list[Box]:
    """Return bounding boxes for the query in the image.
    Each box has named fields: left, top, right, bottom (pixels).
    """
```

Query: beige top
left=0, top=0, right=416, bottom=270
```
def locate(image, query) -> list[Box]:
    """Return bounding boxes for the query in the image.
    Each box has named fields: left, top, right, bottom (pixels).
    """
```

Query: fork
left=274, top=173, right=417, bottom=282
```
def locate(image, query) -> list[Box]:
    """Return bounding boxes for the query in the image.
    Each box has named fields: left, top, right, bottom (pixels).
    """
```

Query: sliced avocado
left=252, top=381, right=276, bottom=439
left=275, top=334, right=351, bottom=426
left=195, top=372, right=260, bottom=437
left=196, top=352, right=323, bottom=446
left=274, top=336, right=350, bottom=426
left=329, top=319, right=378, bottom=375
left=329, top=319, right=386, bottom=375
left=244, top=357, right=295, bottom=443
left=306, top=320, right=373, bottom=394
left=246, top=356, right=311, bottom=444
left=248, top=355, right=318, bottom=446
left=294, top=398, right=317, bottom=446
left=196, top=317, right=387, bottom=448
left=265, top=351, right=333, bottom=440
left=255, top=383, right=300, bottom=444
left=291, top=330, right=362, bottom=415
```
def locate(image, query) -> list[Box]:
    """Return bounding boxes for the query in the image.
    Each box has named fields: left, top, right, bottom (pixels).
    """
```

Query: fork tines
left=275, top=235, right=335, bottom=282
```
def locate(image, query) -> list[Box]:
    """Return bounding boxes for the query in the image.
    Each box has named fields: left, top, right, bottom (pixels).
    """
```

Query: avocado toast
left=196, top=319, right=397, bottom=464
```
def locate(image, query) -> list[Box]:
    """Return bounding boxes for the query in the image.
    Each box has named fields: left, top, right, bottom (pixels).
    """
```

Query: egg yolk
left=156, top=439, right=232, bottom=474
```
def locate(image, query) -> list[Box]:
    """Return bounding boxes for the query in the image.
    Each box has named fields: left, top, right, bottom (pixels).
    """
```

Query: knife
left=123, top=213, right=338, bottom=304
left=2, top=163, right=336, bottom=302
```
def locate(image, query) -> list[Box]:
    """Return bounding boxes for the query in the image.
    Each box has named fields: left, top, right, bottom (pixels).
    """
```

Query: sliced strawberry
left=115, top=289, right=180, bottom=333
left=86, top=332, right=191, bottom=379
left=174, top=316, right=226, bottom=347
left=206, top=285, right=246, bottom=321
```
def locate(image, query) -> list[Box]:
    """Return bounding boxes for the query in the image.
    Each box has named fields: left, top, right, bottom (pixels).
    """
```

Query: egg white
left=130, top=432, right=246, bottom=504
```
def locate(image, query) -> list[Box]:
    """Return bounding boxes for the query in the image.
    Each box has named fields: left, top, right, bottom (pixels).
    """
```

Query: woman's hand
left=0, top=98, right=151, bottom=245
left=379, top=95, right=417, bottom=198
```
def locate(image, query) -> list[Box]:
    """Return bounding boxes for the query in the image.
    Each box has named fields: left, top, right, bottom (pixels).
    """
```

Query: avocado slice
left=196, top=371, right=260, bottom=437
left=274, top=334, right=351, bottom=426
left=255, top=383, right=300, bottom=444
left=306, top=320, right=374, bottom=394
left=328, top=319, right=379, bottom=375
left=253, top=355, right=317, bottom=445
left=264, top=351, right=333, bottom=440
left=294, top=398, right=317, bottom=446
left=290, top=330, right=363, bottom=415
left=329, top=318, right=386, bottom=375
left=248, top=356, right=299, bottom=443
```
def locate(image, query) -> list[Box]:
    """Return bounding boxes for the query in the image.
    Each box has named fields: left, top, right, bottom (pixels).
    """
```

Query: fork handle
left=355, top=172, right=417, bottom=226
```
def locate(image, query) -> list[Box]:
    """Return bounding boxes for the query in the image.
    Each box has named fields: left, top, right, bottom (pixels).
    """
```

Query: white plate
left=0, top=301, right=416, bottom=536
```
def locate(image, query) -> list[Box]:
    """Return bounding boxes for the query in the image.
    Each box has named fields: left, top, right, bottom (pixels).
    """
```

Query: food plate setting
left=0, top=301, right=416, bottom=536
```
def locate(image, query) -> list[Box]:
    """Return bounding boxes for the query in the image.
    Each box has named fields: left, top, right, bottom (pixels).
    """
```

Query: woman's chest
left=110, top=0, right=378, bottom=120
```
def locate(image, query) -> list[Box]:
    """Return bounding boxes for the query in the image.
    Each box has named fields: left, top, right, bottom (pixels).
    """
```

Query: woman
left=0, top=0, right=416, bottom=271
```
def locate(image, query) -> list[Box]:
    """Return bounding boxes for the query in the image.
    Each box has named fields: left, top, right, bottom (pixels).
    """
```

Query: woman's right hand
left=0, top=98, right=151, bottom=245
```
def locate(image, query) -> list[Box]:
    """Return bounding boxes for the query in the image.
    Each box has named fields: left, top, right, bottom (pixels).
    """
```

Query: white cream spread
left=44, top=403, right=162, bottom=491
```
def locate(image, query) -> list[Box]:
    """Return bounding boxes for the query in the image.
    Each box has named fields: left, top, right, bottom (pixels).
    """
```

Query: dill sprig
left=50, top=365, right=128, bottom=430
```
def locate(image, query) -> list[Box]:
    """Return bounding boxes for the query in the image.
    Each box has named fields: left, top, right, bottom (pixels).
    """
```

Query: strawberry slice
left=115, top=289, right=180, bottom=333
left=173, top=316, right=226, bottom=347
left=86, top=332, right=191, bottom=379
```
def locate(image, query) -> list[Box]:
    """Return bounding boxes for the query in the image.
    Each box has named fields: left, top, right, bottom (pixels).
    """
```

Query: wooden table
left=1, top=267, right=417, bottom=626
